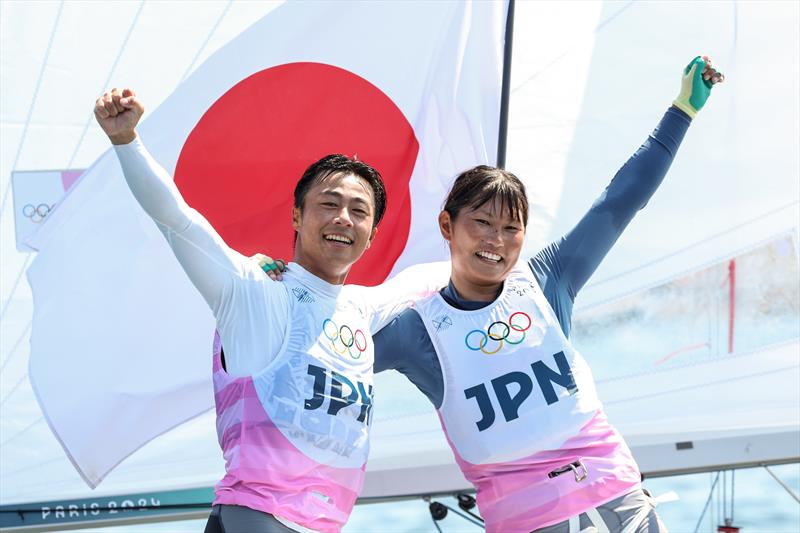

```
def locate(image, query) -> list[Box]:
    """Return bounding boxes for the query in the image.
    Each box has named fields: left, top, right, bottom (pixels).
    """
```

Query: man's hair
left=293, top=154, right=387, bottom=227
left=443, top=165, right=528, bottom=225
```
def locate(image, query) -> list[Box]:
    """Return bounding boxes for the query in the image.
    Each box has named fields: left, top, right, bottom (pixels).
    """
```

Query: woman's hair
left=442, top=165, right=528, bottom=225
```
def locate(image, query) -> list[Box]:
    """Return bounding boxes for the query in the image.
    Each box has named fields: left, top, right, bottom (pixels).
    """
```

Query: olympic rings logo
left=465, top=312, right=532, bottom=355
left=22, top=203, right=54, bottom=224
left=322, top=318, right=368, bottom=359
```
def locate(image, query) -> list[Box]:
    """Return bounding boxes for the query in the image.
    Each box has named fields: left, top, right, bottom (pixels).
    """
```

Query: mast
left=496, top=0, right=515, bottom=169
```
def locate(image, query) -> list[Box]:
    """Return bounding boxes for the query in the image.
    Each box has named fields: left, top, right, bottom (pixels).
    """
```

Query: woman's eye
left=505, top=226, right=520, bottom=232
left=474, top=218, right=489, bottom=225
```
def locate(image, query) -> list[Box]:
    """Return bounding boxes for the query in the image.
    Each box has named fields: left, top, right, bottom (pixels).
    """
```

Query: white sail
left=1, top=0, right=797, bottom=525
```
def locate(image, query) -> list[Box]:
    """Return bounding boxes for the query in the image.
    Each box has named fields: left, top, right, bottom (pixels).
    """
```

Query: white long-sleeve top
left=114, top=137, right=447, bottom=376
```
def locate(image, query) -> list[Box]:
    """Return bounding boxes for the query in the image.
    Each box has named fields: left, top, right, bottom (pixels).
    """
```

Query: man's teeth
left=476, top=251, right=502, bottom=262
left=325, top=234, right=353, bottom=244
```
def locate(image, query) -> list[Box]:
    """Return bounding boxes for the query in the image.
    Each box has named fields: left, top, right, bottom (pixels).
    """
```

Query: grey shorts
left=532, top=489, right=667, bottom=533
left=204, top=504, right=299, bottom=533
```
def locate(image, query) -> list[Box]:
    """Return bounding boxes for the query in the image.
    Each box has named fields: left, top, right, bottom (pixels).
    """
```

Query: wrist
left=671, top=99, right=696, bottom=120
left=109, top=130, right=137, bottom=145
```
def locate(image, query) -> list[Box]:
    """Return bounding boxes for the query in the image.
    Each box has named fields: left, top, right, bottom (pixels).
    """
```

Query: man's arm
left=96, top=88, right=286, bottom=376
left=362, top=261, right=451, bottom=333
left=96, top=88, right=265, bottom=314
left=114, top=137, right=261, bottom=314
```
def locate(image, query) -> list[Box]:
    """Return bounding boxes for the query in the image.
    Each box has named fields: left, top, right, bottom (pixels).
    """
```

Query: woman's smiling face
left=439, top=196, right=525, bottom=300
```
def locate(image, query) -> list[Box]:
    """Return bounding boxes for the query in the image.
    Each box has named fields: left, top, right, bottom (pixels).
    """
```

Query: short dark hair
left=293, top=154, right=387, bottom=227
left=443, top=165, right=528, bottom=225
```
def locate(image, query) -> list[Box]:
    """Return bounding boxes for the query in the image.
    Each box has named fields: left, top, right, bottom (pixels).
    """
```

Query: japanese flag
left=27, top=0, right=508, bottom=487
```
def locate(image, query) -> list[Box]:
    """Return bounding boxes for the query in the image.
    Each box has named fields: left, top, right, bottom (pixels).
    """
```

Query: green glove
left=673, top=56, right=722, bottom=119
left=251, top=253, right=286, bottom=274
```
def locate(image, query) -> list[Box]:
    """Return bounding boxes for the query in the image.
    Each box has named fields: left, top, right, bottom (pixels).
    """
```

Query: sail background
left=1, top=0, right=798, bottom=530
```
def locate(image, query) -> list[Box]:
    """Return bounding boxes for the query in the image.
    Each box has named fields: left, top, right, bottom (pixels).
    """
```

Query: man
left=95, top=88, right=444, bottom=533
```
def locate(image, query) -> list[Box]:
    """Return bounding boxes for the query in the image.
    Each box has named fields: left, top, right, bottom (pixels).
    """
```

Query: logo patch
left=292, top=287, right=315, bottom=303
left=464, top=312, right=532, bottom=355
left=322, top=318, right=368, bottom=359
left=433, top=315, right=453, bottom=332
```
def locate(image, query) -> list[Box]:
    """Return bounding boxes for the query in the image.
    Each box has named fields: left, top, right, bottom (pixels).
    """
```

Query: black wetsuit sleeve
left=374, top=308, right=445, bottom=409
left=530, top=106, right=692, bottom=337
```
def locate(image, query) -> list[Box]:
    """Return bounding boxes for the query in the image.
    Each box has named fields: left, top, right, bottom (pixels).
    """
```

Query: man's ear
left=365, top=226, right=378, bottom=250
left=292, top=206, right=302, bottom=232
left=438, top=211, right=453, bottom=242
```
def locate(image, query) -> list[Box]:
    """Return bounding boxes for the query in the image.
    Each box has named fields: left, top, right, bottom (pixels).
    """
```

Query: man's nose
left=333, top=207, right=354, bottom=226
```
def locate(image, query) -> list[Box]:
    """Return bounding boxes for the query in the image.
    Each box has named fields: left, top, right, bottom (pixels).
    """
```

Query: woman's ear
left=438, top=211, right=453, bottom=242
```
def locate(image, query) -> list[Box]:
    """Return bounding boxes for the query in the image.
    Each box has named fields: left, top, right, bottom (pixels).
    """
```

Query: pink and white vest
left=414, top=266, right=641, bottom=532
left=211, top=273, right=376, bottom=532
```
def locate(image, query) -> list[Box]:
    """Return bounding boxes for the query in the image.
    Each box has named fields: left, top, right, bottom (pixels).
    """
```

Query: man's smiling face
left=292, top=171, right=378, bottom=285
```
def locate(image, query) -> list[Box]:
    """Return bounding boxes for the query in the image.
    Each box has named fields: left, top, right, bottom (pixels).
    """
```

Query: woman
left=373, top=56, right=724, bottom=532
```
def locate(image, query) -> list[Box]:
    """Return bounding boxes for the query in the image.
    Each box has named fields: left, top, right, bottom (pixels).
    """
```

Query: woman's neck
left=448, top=275, right=503, bottom=303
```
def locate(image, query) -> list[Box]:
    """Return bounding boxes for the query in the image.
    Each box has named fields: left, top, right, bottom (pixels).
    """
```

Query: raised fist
left=94, top=88, right=144, bottom=145
left=673, top=55, right=725, bottom=119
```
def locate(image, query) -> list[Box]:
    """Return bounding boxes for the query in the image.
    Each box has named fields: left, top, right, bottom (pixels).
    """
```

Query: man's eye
left=321, top=202, right=337, bottom=207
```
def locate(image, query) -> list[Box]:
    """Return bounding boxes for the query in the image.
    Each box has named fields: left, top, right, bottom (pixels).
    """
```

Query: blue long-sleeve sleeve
left=375, top=107, right=691, bottom=408
left=529, top=106, right=690, bottom=337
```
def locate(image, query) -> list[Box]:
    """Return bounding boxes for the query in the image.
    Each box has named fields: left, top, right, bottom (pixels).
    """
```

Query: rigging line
left=693, top=471, right=721, bottom=533
left=0, top=322, right=32, bottom=374
left=603, top=364, right=799, bottom=406
left=0, top=1, right=66, bottom=221
left=440, top=503, right=486, bottom=529
left=763, top=465, right=800, bottom=504
left=0, top=372, right=28, bottom=409
left=0, top=253, right=33, bottom=323
left=0, top=1, right=145, bottom=330
left=426, top=500, right=444, bottom=533
left=597, top=338, right=799, bottom=384
left=0, top=456, right=63, bottom=478
left=731, top=470, right=735, bottom=521
left=178, top=0, right=233, bottom=84
left=576, top=227, right=797, bottom=314
left=65, top=0, right=145, bottom=171
left=584, top=199, right=799, bottom=290
left=509, top=0, right=634, bottom=94
left=0, top=415, right=44, bottom=448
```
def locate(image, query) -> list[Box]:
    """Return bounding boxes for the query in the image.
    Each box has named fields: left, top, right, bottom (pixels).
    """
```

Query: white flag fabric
left=27, top=1, right=507, bottom=488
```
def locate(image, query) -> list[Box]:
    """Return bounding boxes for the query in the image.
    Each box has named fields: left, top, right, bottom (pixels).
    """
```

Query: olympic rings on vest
left=322, top=318, right=368, bottom=359
left=22, top=203, right=53, bottom=223
left=464, top=311, right=532, bottom=355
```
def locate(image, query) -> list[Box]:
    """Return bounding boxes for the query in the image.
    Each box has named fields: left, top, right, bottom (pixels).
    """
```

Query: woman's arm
left=374, top=308, right=445, bottom=409
left=529, top=56, right=724, bottom=333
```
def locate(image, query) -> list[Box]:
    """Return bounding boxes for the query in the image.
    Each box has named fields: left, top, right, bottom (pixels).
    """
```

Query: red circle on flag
left=174, top=62, right=418, bottom=286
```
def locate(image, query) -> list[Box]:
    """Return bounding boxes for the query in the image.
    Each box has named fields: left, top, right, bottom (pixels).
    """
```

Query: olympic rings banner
left=12, top=170, right=82, bottom=252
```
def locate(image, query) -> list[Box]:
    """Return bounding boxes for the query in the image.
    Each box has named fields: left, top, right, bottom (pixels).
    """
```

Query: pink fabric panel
left=210, top=332, right=364, bottom=533
left=444, top=410, right=641, bottom=532
left=60, top=170, right=83, bottom=192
